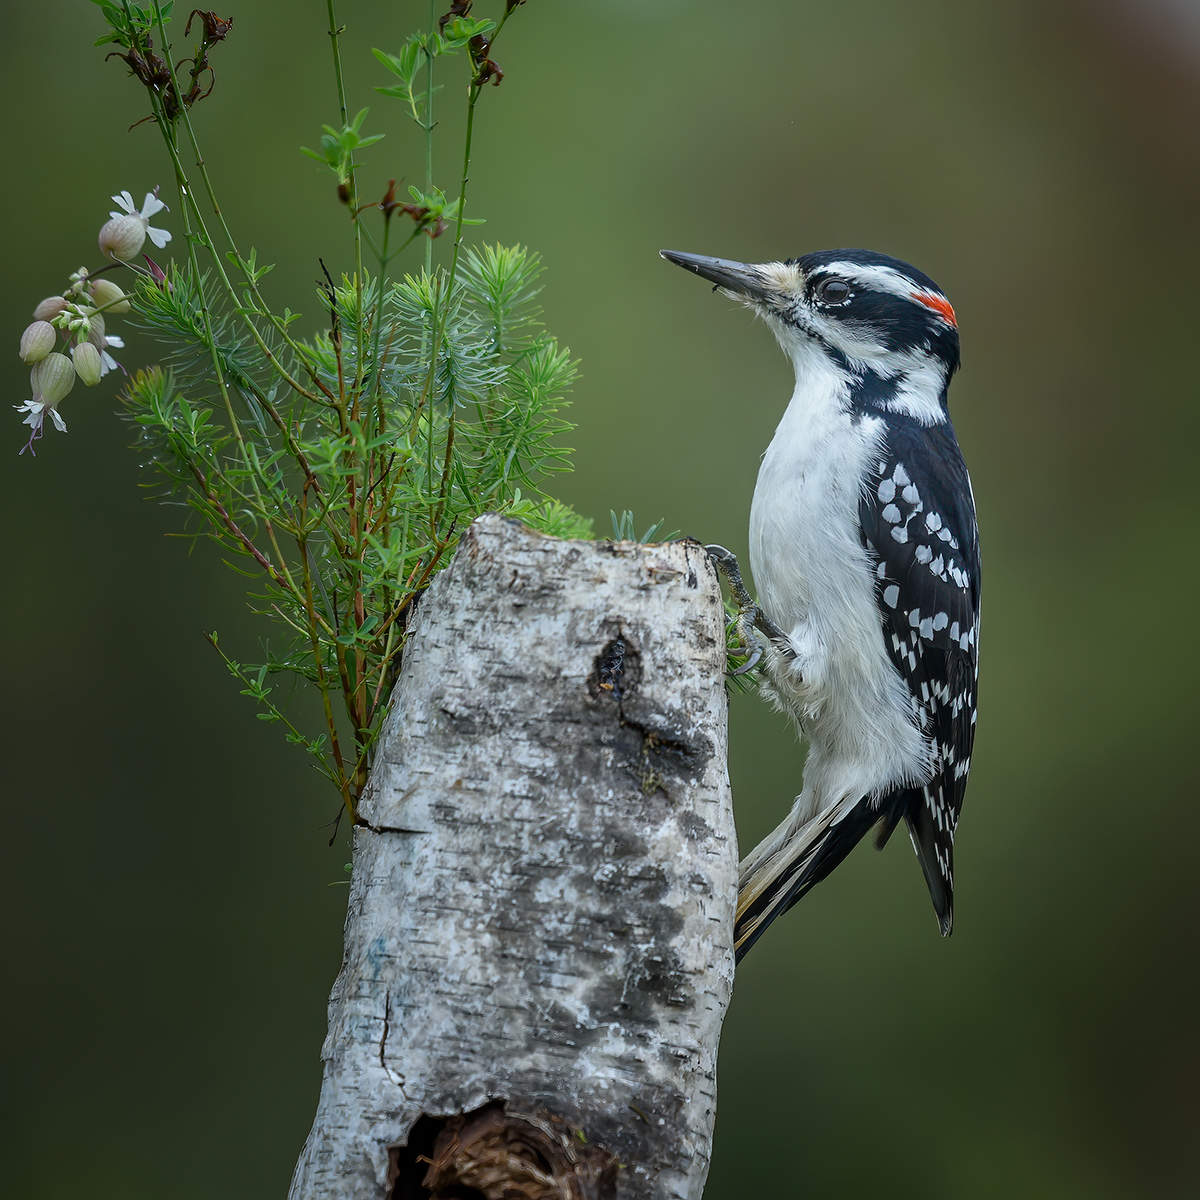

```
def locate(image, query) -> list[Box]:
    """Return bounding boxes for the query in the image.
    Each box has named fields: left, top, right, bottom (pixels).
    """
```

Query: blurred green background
left=3, top=1, right=1198, bottom=1196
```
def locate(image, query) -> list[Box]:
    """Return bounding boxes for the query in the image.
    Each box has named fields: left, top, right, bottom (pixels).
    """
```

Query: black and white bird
left=662, top=247, right=980, bottom=961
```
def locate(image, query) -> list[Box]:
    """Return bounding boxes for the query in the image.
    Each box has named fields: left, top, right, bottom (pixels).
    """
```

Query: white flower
left=15, top=395, right=67, bottom=455
left=85, top=312, right=124, bottom=376
left=17, top=354, right=75, bottom=454
left=16, top=397, right=67, bottom=432
left=97, top=333, right=124, bottom=378
left=110, top=188, right=172, bottom=249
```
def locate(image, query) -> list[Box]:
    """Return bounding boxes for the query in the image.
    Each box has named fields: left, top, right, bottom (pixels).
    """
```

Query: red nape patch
left=912, top=291, right=957, bottom=327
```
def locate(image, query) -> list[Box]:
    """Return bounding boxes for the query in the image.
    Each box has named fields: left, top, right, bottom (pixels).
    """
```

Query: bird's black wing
left=859, top=415, right=981, bottom=933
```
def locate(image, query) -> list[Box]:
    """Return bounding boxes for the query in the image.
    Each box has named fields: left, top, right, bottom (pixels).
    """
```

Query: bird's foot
left=704, top=543, right=756, bottom=609
left=704, top=544, right=791, bottom=674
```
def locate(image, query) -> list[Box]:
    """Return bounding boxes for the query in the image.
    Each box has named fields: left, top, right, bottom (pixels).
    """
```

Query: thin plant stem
left=424, top=0, right=436, bottom=275
left=298, top=529, right=356, bottom=823
left=422, top=6, right=517, bottom=534
left=205, top=633, right=340, bottom=791
left=325, top=0, right=366, bottom=404
left=148, top=3, right=332, bottom=409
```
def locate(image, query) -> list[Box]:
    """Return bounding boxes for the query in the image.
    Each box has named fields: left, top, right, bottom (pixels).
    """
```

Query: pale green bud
left=33, top=295, right=68, bottom=321
left=98, top=214, right=146, bottom=261
left=19, top=321, right=56, bottom=363
left=32, top=352, right=76, bottom=406
left=89, top=278, right=131, bottom=314
left=72, top=341, right=103, bottom=386
left=87, top=312, right=106, bottom=349
left=60, top=303, right=93, bottom=336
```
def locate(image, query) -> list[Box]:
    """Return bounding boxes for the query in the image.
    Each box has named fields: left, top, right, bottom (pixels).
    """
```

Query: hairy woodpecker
left=661, top=247, right=980, bottom=961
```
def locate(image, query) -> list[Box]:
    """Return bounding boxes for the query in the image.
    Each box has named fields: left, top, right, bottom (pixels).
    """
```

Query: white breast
left=747, top=347, right=932, bottom=823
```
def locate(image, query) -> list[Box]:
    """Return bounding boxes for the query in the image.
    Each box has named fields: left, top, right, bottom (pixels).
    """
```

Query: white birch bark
left=289, top=514, right=736, bottom=1199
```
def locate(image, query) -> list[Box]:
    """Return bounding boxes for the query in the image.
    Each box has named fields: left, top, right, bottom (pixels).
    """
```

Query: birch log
left=289, top=514, right=737, bottom=1199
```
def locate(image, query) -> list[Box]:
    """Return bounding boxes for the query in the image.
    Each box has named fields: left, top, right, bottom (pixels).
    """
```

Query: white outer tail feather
left=736, top=796, right=859, bottom=952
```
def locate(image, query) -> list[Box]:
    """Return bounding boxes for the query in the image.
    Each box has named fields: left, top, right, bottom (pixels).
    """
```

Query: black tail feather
left=734, top=798, right=900, bottom=962
left=903, top=793, right=955, bottom=936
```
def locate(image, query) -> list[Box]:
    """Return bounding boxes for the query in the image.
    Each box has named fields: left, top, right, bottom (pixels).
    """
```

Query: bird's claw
left=707, top=543, right=775, bottom=676
left=705, top=543, right=792, bottom=662
left=705, top=543, right=757, bottom=610
left=730, top=632, right=764, bottom=675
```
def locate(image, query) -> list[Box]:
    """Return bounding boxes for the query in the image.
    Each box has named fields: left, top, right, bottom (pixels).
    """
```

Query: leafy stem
left=145, top=2, right=335, bottom=410
left=424, top=0, right=436, bottom=275
left=325, top=0, right=366, bottom=408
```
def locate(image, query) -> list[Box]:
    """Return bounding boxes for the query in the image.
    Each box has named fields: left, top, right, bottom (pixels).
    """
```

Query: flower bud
left=98, top=214, right=146, bottom=261
left=31, top=352, right=76, bottom=406
left=72, top=341, right=104, bottom=386
left=19, top=321, right=56, bottom=363
left=89, top=278, right=131, bottom=314
left=33, top=295, right=68, bottom=321
left=87, top=313, right=106, bottom=349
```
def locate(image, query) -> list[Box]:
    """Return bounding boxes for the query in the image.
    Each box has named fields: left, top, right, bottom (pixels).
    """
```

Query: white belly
left=747, top=377, right=931, bottom=821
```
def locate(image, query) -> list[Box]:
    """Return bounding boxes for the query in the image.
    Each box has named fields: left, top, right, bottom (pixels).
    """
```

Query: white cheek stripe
left=818, top=261, right=950, bottom=309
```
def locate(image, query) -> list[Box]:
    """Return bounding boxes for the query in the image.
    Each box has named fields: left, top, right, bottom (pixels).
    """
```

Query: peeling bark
left=290, top=515, right=737, bottom=1199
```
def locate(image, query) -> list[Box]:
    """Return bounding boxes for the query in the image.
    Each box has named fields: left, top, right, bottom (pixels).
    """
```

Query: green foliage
left=300, top=108, right=384, bottom=186
left=121, top=244, right=586, bottom=809
left=722, top=598, right=765, bottom=691
left=90, top=0, right=173, bottom=48
left=67, top=0, right=623, bottom=820
left=609, top=510, right=679, bottom=544
left=372, top=16, right=497, bottom=126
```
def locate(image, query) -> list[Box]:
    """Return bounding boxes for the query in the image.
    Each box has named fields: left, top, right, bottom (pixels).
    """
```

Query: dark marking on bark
left=380, top=992, right=392, bottom=1070
left=355, top=816, right=431, bottom=835
left=590, top=634, right=642, bottom=702
left=616, top=712, right=698, bottom=761
left=678, top=810, right=715, bottom=842
left=596, top=635, right=625, bottom=697
left=527, top=999, right=603, bottom=1049
left=438, top=698, right=483, bottom=734
left=584, top=936, right=692, bottom=1025
left=617, top=713, right=705, bottom=801
left=589, top=631, right=709, bottom=798
left=387, top=1100, right=618, bottom=1199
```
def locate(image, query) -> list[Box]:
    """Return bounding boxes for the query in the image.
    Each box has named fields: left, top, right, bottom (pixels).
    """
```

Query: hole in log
left=589, top=634, right=642, bottom=702
left=386, top=1099, right=619, bottom=1199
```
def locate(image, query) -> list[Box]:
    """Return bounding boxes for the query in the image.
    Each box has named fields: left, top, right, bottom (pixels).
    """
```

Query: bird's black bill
left=659, top=250, right=769, bottom=301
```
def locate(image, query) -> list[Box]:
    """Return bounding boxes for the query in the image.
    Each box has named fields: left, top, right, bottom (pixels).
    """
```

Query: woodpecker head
left=661, top=248, right=960, bottom=423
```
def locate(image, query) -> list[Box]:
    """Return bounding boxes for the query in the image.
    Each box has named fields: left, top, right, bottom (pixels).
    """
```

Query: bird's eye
left=816, top=278, right=851, bottom=305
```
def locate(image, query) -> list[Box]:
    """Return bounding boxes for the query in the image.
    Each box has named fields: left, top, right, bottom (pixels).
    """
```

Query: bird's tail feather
left=734, top=799, right=889, bottom=962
